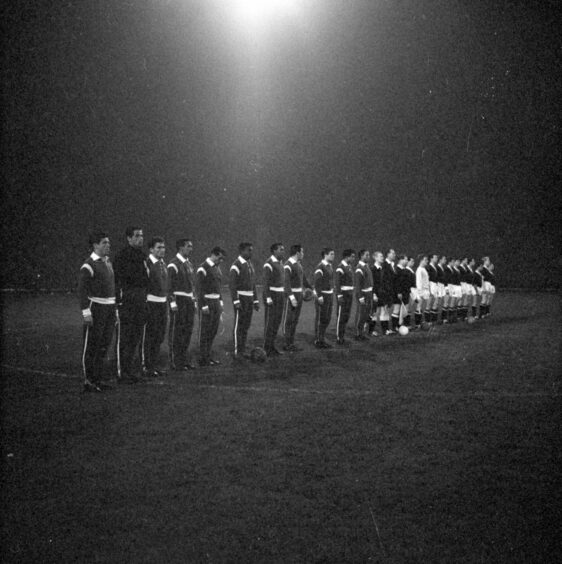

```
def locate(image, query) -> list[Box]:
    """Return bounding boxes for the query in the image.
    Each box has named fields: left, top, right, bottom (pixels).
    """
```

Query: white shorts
left=429, top=281, right=439, bottom=297
left=466, top=285, right=476, bottom=297
left=437, top=283, right=446, bottom=298
left=483, top=281, right=494, bottom=293
left=410, top=288, right=420, bottom=302
left=461, top=282, right=470, bottom=294
left=476, top=287, right=483, bottom=296
left=417, top=289, right=430, bottom=301
left=489, top=284, right=496, bottom=294
left=448, top=284, right=462, bottom=299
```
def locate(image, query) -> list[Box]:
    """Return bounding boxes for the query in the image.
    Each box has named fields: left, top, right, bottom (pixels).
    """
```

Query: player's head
left=149, top=236, right=165, bottom=259
left=397, top=254, right=407, bottom=267
left=439, top=255, right=447, bottom=265
left=210, top=246, right=226, bottom=264
left=125, top=226, right=143, bottom=248
left=385, top=248, right=396, bottom=261
left=290, top=244, right=303, bottom=259
left=89, top=230, right=110, bottom=257
left=270, top=243, right=285, bottom=259
left=418, top=254, right=428, bottom=267
left=430, top=253, right=439, bottom=264
left=373, top=251, right=384, bottom=264
left=406, top=256, right=415, bottom=268
left=482, top=256, right=491, bottom=267
left=238, top=242, right=253, bottom=260
left=321, top=247, right=335, bottom=263
left=468, top=257, right=476, bottom=267
left=358, top=249, right=370, bottom=262
left=342, top=249, right=356, bottom=263
left=176, top=238, right=193, bottom=256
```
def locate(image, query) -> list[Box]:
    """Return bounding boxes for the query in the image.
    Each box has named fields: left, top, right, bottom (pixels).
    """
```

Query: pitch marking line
left=1, top=365, right=557, bottom=398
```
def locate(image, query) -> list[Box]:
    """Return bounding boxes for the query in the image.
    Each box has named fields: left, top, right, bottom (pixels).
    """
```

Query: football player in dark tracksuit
left=354, top=249, right=373, bottom=340
left=196, top=247, right=226, bottom=367
left=229, top=242, right=260, bottom=360
left=142, top=237, right=169, bottom=377
left=78, top=230, right=117, bottom=392
left=314, top=248, right=335, bottom=348
left=335, top=249, right=356, bottom=345
left=263, top=243, right=286, bottom=356
left=114, top=226, right=149, bottom=383
left=283, top=244, right=312, bottom=352
left=168, top=238, right=196, bottom=370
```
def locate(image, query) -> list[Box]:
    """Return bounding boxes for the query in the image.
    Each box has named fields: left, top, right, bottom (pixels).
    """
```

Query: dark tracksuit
left=143, top=255, right=169, bottom=372
left=78, top=253, right=116, bottom=384
left=114, top=245, right=149, bottom=377
left=313, top=260, right=334, bottom=344
left=354, top=260, right=373, bottom=338
left=335, top=260, right=354, bottom=342
left=196, top=258, right=223, bottom=364
left=167, top=253, right=196, bottom=368
left=263, top=256, right=285, bottom=354
left=283, top=258, right=311, bottom=347
left=229, top=256, right=259, bottom=356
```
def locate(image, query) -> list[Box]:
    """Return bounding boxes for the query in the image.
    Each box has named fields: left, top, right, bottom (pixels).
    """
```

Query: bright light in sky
left=226, top=0, right=300, bottom=26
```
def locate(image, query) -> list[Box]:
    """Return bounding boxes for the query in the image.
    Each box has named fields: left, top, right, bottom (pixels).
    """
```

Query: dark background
left=2, top=0, right=561, bottom=289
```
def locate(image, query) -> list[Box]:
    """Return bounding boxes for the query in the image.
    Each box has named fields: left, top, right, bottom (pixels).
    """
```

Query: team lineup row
left=78, top=226, right=497, bottom=392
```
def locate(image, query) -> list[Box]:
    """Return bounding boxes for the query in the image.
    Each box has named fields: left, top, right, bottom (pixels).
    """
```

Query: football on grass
left=250, top=347, right=267, bottom=363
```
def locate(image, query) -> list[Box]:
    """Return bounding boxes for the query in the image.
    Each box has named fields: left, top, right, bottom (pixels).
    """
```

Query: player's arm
left=167, top=263, right=178, bottom=310
left=229, top=263, right=241, bottom=308
left=78, top=264, right=94, bottom=325
left=196, top=266, right=209, bottom=313
left=263, top=263, right=273, bottom=305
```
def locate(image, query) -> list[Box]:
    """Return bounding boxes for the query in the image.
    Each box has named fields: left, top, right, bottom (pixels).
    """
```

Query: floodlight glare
left=227, top=0, right=299, bottom=25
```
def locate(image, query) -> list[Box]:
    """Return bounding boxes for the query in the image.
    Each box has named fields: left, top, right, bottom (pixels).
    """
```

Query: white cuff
left=82, top=308, right=91, bottom=317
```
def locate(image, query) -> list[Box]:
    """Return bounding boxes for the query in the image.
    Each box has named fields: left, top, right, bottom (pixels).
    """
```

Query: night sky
left=2, top=0, right=561, bottom=289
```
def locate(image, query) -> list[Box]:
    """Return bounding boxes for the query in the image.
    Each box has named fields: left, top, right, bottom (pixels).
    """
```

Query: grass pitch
left=1, top=292, right=561, bottom=562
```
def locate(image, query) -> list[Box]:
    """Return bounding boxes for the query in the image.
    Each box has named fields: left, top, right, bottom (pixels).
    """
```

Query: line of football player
left=78, top=229, right=497, bottom=391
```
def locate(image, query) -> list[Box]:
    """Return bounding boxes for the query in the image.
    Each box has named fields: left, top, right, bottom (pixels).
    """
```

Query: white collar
left=374, top=263, right=382, bottom=269
left=176, top=253, right=186, bottom=263
left=341, top=260, right=348, bottom=267
left=397, top=264, right=404, bottom=269
left=149, top=254, right=160, bottom=264
left=90, top=252, right=105, bottom=262
left=289, top=257, right=297, bottom=264
left=206, top=258, right=214, bottom=266
left=407, top=266, right=414, bottom=272
left=270, top=255, right=279, bottom=263
left=358, top=260, right=365, bottom=267
left=237, top=255, right=247, bottom=264
left=321, top=259, right=329, bottom=266
left=385, top=258, right=393, bottom=265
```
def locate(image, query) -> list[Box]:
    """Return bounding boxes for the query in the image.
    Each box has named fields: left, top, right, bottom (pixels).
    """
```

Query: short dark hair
left=176, top=238, right=192, bottom=251
left=211, top=246, right=226, bottom=257
left=358, top=249, right=367, bottom=258
left=417, top=254, right=428, bottom=263
left=342, top=249, right=355, bottom=259
left=321, top=247, right=334, bottom=258
left=149, top=236, right=165, bottom=249
left=397, top=254, right=407, bottom=261
left=89, top=230, right=108, bottom=247
left=238, top=242, right=253, bottom=252
left=270, top=242, right=283, bottom=254
left=125, top=226, right=142, bottom=238
left=290, top=244, right=303, bottom=256
left=385, top=248, right=395, bottom=257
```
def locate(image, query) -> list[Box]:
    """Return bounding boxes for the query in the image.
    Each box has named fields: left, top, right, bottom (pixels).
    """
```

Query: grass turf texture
left=1, top=292, right=561, bottom=562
